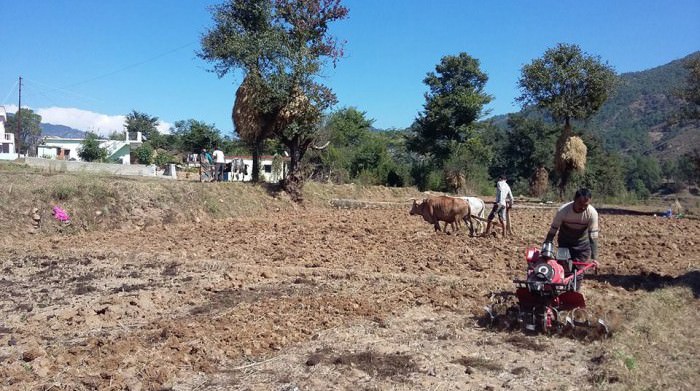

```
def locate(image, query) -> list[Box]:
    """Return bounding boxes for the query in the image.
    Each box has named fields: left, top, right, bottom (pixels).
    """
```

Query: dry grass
left=591, top=286, right=700, bottom=390
left=556, top=135, right=587, bottom=173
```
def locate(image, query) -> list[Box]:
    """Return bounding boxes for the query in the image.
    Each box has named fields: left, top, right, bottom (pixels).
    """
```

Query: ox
left=454, top=196, right=486, bottom=234
left=410, top=196, right=474, bottom=236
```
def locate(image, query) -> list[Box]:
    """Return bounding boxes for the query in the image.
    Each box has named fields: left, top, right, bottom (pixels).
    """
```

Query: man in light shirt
left=543, top=188, right=599, bottom=263
left=212, top=146, right=225, bottom=182
left=481, top=175, right=514, bottom=237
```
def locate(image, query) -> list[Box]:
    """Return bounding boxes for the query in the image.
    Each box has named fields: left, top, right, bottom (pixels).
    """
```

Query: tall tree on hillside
left=518, top=43, right=617, bottom=195
left=6, top=108, right=42, bottom=156
left=682, top=55, right=700, bottom=118
left=125, top=110, right=160, bottom=141
left=407, top=53, right=493, bottom=191
left=199, top=0, right=348, bottom=200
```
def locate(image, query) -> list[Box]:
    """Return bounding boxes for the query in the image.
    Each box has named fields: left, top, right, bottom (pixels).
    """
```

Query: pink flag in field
left=52, top=206, right=70, bottom=222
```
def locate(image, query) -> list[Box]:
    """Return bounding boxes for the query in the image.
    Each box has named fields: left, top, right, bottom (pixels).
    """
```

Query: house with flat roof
left=0, top=106, right=18, bottom=160
left=38, top=131, right=143, bottom=164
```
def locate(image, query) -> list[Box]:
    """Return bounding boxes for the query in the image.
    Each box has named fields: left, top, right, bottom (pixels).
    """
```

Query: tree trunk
left=555, top=117, right=573, bottom=198
left=282, top=135, right=312, bottom=203
left=251, top=140, right=261, bottom=183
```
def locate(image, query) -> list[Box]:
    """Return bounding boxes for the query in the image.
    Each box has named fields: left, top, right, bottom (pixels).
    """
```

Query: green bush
left=133, top=142, right=154, bottom=165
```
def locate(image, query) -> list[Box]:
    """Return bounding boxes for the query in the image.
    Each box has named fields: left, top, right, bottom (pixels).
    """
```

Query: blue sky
left=1, top=0, right=698, bottom=136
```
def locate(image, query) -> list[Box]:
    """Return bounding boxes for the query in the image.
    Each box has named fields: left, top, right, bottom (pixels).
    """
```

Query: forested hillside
left=589, top=51, right=700, bottom=157
left=490, top=51, right=700, bottom=159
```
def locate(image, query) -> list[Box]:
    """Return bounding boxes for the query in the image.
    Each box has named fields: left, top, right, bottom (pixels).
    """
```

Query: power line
left=22, top=78, right=101, bottom=104
left=2, top=79, right=18, bottom=105
left=57, top=40, right=198, bottom=90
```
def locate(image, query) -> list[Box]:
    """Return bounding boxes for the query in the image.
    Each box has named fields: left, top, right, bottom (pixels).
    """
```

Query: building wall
left=0, top=106, right=16, bottom=156
left=225, top=156, right=287, bottom=183
left=25, top=157, right=158, bottom=177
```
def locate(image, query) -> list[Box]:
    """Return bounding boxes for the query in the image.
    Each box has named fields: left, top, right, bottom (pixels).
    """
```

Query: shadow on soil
left=589, top=270, right=700, bottom=298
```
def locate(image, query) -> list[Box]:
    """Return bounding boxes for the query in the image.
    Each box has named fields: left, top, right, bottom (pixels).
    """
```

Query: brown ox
left=410, top=196, right=474, bottom=235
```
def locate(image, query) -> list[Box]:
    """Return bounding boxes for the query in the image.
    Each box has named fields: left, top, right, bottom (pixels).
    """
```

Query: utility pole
left=17, top=76, right=22, bottom=154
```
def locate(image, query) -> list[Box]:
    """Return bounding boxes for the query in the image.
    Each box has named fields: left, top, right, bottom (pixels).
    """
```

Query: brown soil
left=0, top=170, right=698, bottom=390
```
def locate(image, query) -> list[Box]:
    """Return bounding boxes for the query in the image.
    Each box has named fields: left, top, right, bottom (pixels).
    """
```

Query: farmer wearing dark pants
left=543, top=188, right=599, bottom=289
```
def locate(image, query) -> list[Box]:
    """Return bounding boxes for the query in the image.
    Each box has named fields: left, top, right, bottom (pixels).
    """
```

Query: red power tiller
left=487, top=243, right=609, bottom=337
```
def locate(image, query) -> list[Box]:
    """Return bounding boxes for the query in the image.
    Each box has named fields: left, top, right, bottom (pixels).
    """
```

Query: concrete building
left=0, top=106, right=18, bottom=160
left=38, top=131, right=142, bottom=165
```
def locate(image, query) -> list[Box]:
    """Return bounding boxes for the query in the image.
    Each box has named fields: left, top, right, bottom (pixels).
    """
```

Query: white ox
left=453, top=196, right=486, bottom=234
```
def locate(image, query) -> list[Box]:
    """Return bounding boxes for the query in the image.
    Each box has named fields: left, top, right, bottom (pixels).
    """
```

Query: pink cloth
left=52, top=206, right=70, bottom=222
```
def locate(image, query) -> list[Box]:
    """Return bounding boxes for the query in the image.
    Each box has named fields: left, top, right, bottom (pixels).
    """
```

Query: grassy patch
left=594, top=286, right=699, bottom=389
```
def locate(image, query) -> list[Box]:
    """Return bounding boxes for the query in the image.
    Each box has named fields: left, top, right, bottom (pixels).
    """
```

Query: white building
left=0, top=106, right=18, bottom=160
left=38, top=131, right=143, bottom=165
left=225, top=155, right=288, bottom=182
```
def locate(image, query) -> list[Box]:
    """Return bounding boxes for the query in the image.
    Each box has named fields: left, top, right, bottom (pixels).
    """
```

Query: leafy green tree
left=171, top=119, right=223, bottom=153
left=108, top=130, right=126, bottom=141
left=624, top=154, right=662, bottom=194
left=489, top=114, right=558, bottom=183
left=125, top=110, right=160, bottom=141
left=407, top=53, right=493, bottom=164
left=682, top=56, right=700, bottom=118
left=133, top=142, right=155, bottom=165
left=153, top=149, right=177, bottom=166
left=310, top=107, right=374, bottom=182
left=199, top=0, right=348, bottom=201
left=518, top=43, right=617, bottom=193
left=6, top=108, right=42, bottom=155
left=78, top=132, right=108, bottom=162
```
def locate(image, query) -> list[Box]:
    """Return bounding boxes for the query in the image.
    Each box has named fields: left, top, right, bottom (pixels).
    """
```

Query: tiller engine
left=487, top=243, right=610, bottom=337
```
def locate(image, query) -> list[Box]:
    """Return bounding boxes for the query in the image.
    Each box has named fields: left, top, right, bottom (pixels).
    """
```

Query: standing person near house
left=212, top=146, right=225, bottom=182
left=480, top=174, right=514, bottom=237
left=199, top=148, right=213, bottom=182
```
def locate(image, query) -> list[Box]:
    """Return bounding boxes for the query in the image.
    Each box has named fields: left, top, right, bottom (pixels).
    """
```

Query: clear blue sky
left=1, top=0, right=698, bottom=136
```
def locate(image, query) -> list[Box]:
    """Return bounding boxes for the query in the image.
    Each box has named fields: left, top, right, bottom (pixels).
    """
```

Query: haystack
left=529, top=166, right=549, bottom=197
left=233, top=75, right=266, bottom=141
left=555, top=135, right=587, bottom=173
left=444, top=169, right=465, bottom=194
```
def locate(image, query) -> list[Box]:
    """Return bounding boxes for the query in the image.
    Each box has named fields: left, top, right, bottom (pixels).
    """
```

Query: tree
left=682, top=55, right=700, bottom=118
left=517, top=43, right=617, bottom=195
left=489, top=114, right=558, bottom=184
left=171, top=119, right=223, bottom=153
left=133, top=142, right=155, bottom=165
left=407, top=53, right=493, bottom=165
left=125, top=110, right=160, bottom=141
left=305, top=107, right=373, bottom=182
left=6, top=108, right=42, bottom=156
left=79, top=132, right=108, bottom=162
left=199, top=0, right=348, bottom=200
left=108, top=130, right=126, bottom=141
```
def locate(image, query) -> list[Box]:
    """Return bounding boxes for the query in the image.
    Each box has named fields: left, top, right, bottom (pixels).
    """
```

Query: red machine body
left=513, top=245, right=598, bottom=332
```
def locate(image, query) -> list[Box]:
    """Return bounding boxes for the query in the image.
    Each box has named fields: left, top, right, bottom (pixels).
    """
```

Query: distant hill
left=487, top=51, right=700, bottom=159
left=40, top=123, right=86, bottom=138
left=589, top=51, right=700, bottom=158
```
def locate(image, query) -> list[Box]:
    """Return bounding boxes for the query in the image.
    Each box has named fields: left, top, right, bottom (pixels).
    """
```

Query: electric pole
left=17, top=76, right=22, bottom=154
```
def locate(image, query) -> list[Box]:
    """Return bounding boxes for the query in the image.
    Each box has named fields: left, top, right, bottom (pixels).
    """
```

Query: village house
left=0, top=106, right=18, bottom=160
left=37, top=131, right=143, bottom=164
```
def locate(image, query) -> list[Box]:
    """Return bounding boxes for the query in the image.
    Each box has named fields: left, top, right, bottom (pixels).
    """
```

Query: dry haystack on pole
left=233, top=74, right=275, bottom=183
left=529, top=165, right=549, bottom=197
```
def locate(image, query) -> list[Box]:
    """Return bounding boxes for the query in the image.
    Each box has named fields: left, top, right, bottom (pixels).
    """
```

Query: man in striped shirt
left=544, top=188, right=599, bottom=263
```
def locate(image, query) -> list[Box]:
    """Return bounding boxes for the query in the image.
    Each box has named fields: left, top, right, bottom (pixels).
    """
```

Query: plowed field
left=1, top=200, right=698, bottom=390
